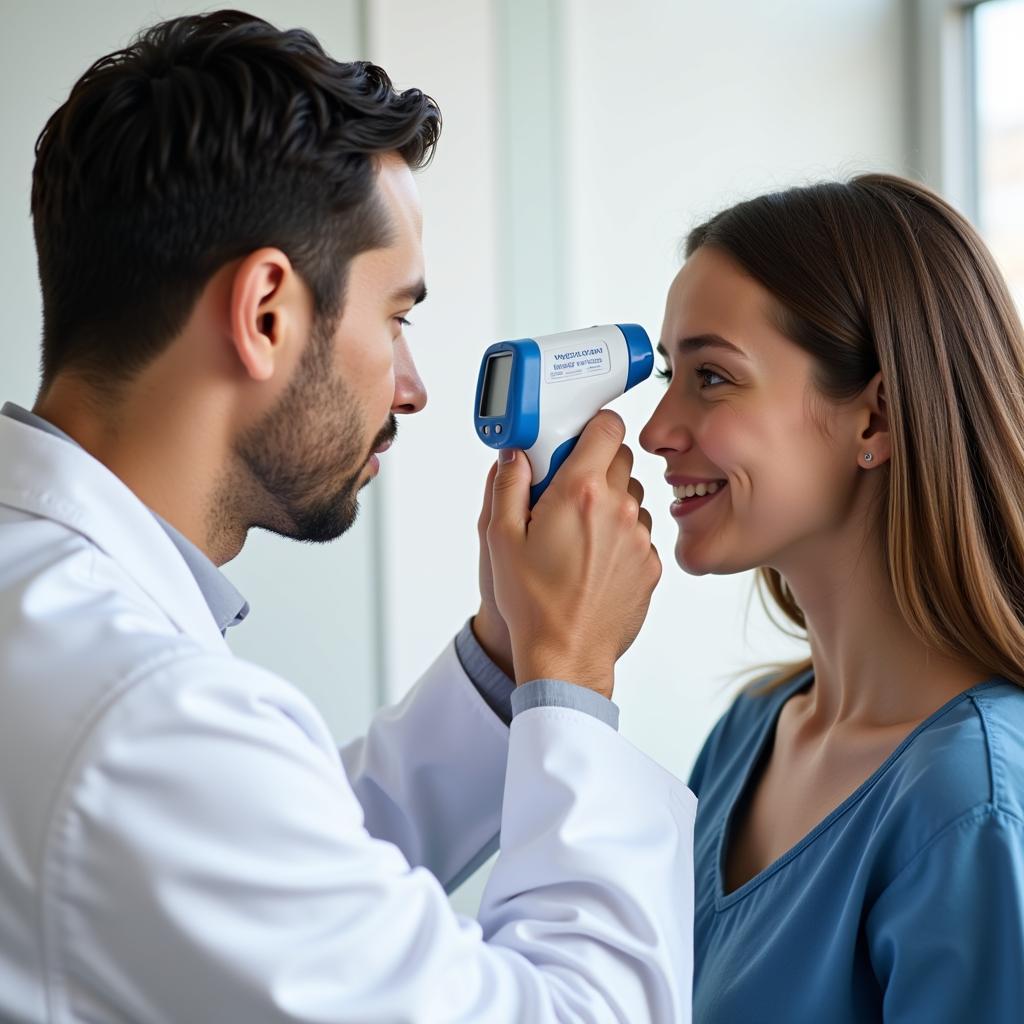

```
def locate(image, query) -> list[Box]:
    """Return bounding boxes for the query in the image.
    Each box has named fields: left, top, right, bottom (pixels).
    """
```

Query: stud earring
left=862, top=452, right=874, bottom=464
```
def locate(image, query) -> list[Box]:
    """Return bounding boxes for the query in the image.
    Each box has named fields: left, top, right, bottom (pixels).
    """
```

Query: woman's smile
left=668, top=477, right=728, bottom=519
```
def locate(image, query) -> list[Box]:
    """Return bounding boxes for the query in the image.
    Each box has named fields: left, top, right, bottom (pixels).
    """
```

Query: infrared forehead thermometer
left=474, top=323, right=654, bottom=506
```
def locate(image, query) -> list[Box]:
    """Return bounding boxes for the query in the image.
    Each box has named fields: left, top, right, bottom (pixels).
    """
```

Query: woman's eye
left=654, top=363, right=727, bottom=387
left=696, top=365, right=727, bottom=388
left=395, top=316, right=413, bottom=328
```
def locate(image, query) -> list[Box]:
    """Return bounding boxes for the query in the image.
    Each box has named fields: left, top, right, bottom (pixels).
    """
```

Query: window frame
left=910, top=0, right=983, bottom=219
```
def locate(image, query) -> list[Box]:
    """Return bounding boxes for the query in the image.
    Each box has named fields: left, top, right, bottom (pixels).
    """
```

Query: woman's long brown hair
left=687, top=174, right=1024, bottom=690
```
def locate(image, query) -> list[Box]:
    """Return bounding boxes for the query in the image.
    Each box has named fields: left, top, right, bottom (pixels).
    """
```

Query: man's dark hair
left=31, top=9, right=441, bottom=389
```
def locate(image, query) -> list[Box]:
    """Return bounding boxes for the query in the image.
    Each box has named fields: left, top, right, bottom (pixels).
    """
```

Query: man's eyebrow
left=656, top=334, right=748, bottom=359
left=391, top=280, right=428, bottom=306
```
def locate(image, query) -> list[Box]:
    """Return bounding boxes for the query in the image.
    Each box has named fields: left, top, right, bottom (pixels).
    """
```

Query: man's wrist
left=471, top=608, right=515, bottom=679
left=456, top=621, right=619, bottom=730
left=513, top=650, right=614, bottom=701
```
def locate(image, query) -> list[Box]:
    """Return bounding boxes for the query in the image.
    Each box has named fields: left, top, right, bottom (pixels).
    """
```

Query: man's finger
left=478, top=460, right=499, bottom=534
left=562, top=410, right=626, bottom=480
left=626, top=476, right=644, bottom=507
left=607, top=444, right=634, bottom=493
left=489, top=449, right=531, bottom=537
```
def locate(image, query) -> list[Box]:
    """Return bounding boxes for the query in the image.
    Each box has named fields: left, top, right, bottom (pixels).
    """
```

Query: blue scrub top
left=689, top=671, right=1024, bottom=1022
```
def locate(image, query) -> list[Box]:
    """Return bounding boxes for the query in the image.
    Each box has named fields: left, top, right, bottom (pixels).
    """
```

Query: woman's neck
left=778, top=531, right=990, bottom=732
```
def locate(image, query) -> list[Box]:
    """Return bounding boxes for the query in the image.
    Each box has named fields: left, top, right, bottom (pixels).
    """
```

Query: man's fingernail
left=499, top=448, right=516, bottom=464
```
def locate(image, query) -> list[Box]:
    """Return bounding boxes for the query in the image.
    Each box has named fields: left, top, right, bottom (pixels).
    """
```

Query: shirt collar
left=1, top=402, right=249, bottom=634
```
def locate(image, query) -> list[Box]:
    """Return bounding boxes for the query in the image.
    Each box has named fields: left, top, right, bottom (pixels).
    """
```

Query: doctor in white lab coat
left=0, top=11, right=696, bottom=1023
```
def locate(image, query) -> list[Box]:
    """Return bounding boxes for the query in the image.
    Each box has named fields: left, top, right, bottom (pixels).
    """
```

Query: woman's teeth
left=672, top=481, right=724, bottom=500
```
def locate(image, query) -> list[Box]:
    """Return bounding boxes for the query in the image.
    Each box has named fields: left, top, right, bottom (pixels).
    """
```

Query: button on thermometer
left=474, top=324, right=654, bottom=506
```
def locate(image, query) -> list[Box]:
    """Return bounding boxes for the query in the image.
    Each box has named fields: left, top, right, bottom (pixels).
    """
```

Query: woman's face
left=639, top=245, right=869, bottom=577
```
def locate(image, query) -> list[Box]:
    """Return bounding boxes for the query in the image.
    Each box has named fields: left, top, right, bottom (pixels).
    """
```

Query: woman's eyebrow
left=656, top=334, right=748, bottom=359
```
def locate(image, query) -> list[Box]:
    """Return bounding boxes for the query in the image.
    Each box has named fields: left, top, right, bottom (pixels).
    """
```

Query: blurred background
left=2, top=0, right=1023, bottom=911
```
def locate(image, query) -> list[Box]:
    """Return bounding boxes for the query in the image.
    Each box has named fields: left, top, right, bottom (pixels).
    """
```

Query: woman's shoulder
left=869, top=679, right=1024, bottom=877
left=888, top=678, right=1024, bottom=821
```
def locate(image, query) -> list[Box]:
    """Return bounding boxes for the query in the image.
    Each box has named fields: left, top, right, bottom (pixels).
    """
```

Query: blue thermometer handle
left=474, top=323, right=653, bottom=507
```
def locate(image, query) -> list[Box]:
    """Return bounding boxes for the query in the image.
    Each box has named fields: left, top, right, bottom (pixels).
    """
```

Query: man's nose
left=392, top=336, right=427, bottom=415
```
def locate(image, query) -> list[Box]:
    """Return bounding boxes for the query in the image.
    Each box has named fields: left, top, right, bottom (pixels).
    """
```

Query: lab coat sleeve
left=48, top=651, right=696, bottom=1023
left=866, top=806, right=1024, bottom=1021
left=339, top=638, right=510, bottom=890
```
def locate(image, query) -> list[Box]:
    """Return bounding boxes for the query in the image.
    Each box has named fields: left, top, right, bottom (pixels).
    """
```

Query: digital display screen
left=480, top=352, right=513, bottom=418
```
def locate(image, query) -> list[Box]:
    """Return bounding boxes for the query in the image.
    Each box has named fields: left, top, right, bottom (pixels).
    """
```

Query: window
left=973, top=0, right=1024, bottom=309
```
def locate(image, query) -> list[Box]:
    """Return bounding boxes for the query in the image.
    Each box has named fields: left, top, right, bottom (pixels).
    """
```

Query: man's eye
left=395, top=317, right=413, bottom=328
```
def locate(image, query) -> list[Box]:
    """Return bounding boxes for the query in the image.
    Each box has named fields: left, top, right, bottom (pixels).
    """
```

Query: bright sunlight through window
left=974, top=0, right=1024, bottom=310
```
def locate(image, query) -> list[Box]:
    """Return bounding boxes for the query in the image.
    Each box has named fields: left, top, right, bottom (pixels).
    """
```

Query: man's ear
left=228, top=248, right=299, bottom=382
left=858, top=370, right=892, bottom=469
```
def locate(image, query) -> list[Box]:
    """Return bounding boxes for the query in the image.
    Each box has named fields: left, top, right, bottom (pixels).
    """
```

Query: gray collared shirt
left=1, top=402, right=617, bottom=729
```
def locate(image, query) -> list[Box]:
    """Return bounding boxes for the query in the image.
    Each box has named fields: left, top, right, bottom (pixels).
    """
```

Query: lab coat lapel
left=0, top=414, right=227, bottom=652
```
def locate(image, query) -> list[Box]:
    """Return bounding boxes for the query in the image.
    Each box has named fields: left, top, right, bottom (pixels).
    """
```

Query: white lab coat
left=0, top=412, right=696, bottom=1023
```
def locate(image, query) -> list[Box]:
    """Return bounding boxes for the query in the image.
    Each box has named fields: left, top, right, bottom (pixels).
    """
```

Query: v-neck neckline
left=713, top=670, right=1005, bottom=911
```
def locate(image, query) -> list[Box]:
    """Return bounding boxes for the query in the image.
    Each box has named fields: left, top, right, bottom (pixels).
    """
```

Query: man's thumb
left=491, top=448, right=529, bottom=530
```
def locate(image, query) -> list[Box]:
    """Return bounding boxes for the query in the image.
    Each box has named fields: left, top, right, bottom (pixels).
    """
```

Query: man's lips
left=373, top=439, right=393, bottom=456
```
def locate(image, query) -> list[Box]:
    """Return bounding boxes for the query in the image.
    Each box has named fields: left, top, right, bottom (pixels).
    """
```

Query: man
left=0, top=11, right=695, bottom=1021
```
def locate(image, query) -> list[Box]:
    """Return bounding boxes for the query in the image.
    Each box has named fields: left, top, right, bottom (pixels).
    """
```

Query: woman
left=639, top=174, right=1024, bottom=1021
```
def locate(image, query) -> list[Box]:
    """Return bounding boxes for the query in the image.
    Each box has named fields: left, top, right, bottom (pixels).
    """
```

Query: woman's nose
left=639, top=393, right=690, bottom=457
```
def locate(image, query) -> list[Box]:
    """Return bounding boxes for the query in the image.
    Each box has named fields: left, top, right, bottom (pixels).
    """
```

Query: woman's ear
left=858, top=370, right=891, bottom=469
left=228, top=248, right=295, bottom=382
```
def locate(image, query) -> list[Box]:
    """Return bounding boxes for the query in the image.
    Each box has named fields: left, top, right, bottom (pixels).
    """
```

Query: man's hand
left=473, top=461, right=516, bottom=679
left=485, top=411, right=661, bottom=700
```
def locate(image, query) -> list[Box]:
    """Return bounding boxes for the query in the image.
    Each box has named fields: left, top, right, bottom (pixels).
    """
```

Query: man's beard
left=233, top=320, right=396, bottom=544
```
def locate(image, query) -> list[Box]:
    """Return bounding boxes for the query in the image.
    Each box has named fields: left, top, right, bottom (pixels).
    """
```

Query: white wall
left=365, top=0, right=504, bottom=699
